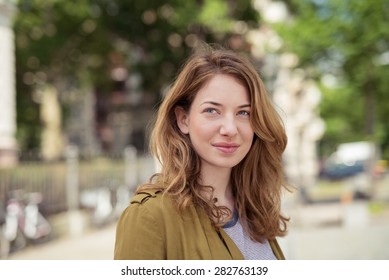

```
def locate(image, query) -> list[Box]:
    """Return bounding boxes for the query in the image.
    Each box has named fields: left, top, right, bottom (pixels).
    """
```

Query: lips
left=212, top=143, right=239, bottom=154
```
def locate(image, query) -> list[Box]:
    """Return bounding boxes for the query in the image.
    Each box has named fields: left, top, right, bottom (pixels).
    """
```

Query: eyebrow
left=200, top=101, right=251, bottom=108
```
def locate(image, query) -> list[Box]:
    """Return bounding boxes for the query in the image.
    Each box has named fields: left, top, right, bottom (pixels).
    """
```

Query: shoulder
left=131, top=190, right=163, bottom=205
left=116, top=190, right=171, bottom=242
left=128, top=189, right=176, bottom=217
left=126, top=189, right=204, bottom=226
left=115, top=190, right=169, bottom=259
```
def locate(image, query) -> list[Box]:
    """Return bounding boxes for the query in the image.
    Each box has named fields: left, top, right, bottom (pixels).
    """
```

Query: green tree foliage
left=275, top=0, right=389, bottom=158
left=15, top=0, right=114, bottom=150
left=14, top=0, right=259, bottom=152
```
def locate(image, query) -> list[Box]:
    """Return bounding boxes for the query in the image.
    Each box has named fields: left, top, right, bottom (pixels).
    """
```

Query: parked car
left=319, top=161, right=365, bottom=180
left=320, top=141, right=377, bottom=180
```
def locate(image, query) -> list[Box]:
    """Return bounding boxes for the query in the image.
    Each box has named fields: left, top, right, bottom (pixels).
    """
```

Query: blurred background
left=0, top=0, right=388, bottom=260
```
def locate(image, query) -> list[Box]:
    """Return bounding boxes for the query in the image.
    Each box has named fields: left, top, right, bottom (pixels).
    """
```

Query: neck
left=200, top=164, right=235, bottom=211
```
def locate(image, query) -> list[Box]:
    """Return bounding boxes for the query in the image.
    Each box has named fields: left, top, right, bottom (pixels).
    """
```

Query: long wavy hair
left=138, top=45, right=289, bottom=242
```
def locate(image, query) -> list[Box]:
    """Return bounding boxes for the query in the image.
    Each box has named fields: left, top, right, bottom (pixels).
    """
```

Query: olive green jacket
left=114, top=190, right=285, bottom=260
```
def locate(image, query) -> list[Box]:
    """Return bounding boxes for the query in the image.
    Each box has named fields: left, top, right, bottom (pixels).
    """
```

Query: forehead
left=194, top=74, right=249, bottom=103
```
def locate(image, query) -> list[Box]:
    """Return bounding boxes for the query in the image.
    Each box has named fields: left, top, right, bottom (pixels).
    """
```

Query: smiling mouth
left=212, top=144, right=239, bottom=154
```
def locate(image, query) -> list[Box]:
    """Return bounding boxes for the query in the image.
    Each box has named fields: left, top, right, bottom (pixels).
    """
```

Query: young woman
left=114, top=45, right=289, bottom=260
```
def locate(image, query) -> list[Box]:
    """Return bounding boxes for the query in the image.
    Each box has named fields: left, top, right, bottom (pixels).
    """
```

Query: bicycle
left=0, top=200, right=10, bottom=259
left=1, top=190, right=52, bottom=257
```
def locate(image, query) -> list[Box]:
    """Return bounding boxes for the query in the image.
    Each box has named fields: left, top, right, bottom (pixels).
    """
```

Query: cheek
left=242, top=124, right=255, bottom=141
left=189, top=118, right=216, bottom=137
left=242, top=133, right=254, bottom=158
left=242, top=128, right=255, bottom=153
left=190, top=126, right=214, bottom=145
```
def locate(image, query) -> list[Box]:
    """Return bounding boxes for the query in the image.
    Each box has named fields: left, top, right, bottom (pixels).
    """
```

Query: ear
left=174, top=106, right=189, bottom=134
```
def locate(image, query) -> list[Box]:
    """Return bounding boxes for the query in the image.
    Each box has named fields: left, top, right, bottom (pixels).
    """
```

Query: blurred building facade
left=64, top=71, right=156, bottom=158
left=250, top=0, right=325, bottom=194
left=0, top=0, right=17, bottom=166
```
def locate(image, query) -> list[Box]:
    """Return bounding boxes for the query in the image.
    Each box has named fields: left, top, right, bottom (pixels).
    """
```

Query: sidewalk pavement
left=8, top=223, right=116, bottom=260
left=281, top=201, right=389, bottom=259
left=280, top=223, right=389, bottom=260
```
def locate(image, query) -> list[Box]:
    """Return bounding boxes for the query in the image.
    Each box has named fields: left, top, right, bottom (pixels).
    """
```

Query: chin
left=213, top=160, right=242, bottom=169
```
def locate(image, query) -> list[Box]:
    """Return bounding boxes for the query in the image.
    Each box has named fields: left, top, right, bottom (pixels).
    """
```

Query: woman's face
left=175, top=74, right=254, bottom=171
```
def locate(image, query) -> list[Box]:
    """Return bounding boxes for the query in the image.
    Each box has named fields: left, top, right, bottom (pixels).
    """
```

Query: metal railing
left=0, top=145, right=155, bottom=218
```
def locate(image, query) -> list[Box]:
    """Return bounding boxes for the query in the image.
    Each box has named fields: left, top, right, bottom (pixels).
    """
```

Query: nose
left=219, top=116, right=238, bottom=136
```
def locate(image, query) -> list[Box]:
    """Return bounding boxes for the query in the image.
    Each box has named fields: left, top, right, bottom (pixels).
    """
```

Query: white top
left=222, top=211, right=276, bottom=260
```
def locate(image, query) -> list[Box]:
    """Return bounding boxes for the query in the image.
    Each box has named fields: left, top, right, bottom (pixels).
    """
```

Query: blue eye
left=204, top=108, right=218, bottom=114
left=238, top=110, right=250, bottom=116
